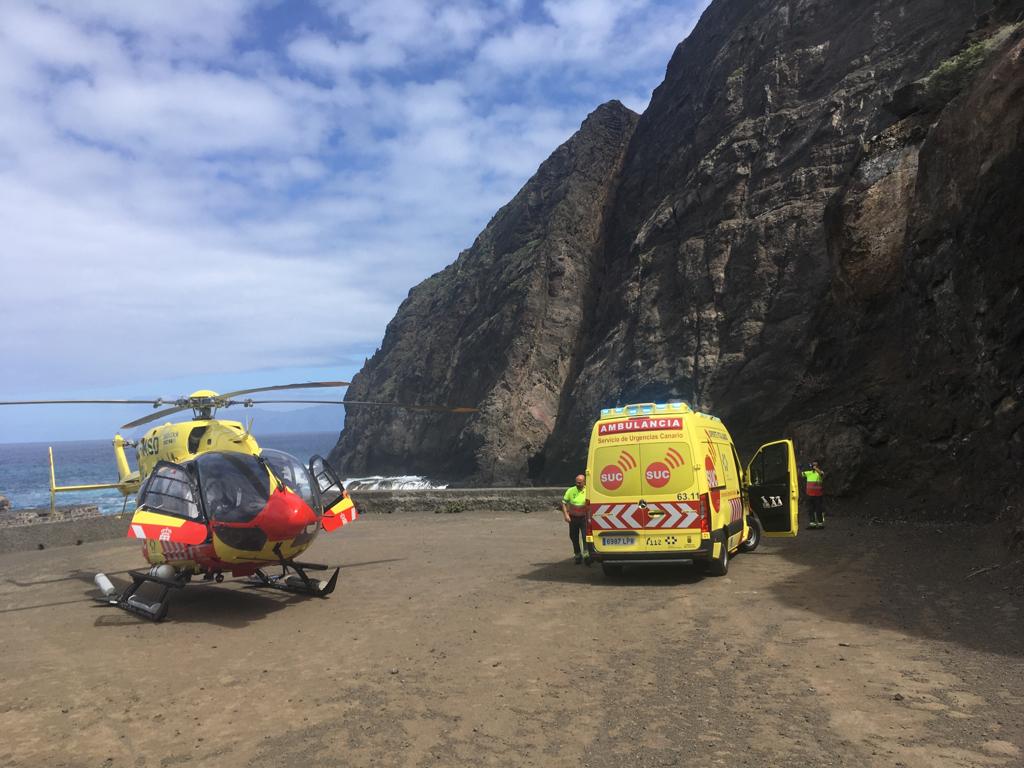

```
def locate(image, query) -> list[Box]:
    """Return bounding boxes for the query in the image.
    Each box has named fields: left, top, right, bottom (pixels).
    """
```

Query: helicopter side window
left=261, top=449, right=318, bottom=511
left=138, top=461, right=202, bottom=520
left=196, top=452, right=271, bottom=523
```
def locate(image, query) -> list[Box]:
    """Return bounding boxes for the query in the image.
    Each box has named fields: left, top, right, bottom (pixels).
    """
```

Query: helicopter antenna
left=233, top=416, right=254, bottom=443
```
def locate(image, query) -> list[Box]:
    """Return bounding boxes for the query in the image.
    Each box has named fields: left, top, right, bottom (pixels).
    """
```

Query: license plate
left=602, top=535, right=635, bottom=546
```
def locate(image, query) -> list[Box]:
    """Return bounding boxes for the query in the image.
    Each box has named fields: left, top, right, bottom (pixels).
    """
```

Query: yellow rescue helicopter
left=1, top=382, right=476, bottom=620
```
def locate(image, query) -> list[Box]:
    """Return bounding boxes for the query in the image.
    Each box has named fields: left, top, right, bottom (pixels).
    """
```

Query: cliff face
left=334, top=0, right=1024, bottom=512
left=803, top=20, right=1024, bottom=509
left=330, top=102, right=638, bottom=483
left=542, top=0, right=993, bottom=481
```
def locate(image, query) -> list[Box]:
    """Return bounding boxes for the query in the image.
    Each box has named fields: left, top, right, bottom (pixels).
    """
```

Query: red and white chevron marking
left=589, top=503, right=641, bottom=529
left=590, top=501, right=699, bottom=530
left=645, top=501, right=700, bottom=529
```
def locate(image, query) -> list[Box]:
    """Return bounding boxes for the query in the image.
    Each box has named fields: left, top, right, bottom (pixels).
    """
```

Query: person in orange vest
left=801, top=460, right=826, bottom=529
left=562, top=473, right=590, bottom=565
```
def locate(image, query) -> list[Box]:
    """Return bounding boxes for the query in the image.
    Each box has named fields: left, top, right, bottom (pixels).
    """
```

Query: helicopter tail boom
left=48, top=445, right=139, bottom=515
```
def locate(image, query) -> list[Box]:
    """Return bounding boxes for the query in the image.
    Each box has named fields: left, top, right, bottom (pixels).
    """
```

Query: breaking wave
left=342, top=475, right=447, bottom=491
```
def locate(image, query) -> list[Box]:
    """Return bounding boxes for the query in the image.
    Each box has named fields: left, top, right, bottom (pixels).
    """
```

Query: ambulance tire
left=706, top=532, right=729, bottom=576
left=601, top=563, right=623, bottom=579
left=739, top=516, right=762, bottom=553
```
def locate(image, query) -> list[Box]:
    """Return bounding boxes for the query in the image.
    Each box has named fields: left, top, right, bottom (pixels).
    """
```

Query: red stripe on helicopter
left=127, top=517, right=208, bottom=545
left=321, top=495, right=359, bottom=533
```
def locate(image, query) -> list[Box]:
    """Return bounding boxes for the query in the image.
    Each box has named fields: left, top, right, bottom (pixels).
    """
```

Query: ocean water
left=0, top=432, right=340, bottom=514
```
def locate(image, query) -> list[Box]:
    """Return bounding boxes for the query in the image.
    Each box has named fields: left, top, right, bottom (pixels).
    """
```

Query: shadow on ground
left=764, top=513, right=1024, bottom=658
left=89, top=576, right=310, bottom=628
left=520, top=560, right=705, bottom=587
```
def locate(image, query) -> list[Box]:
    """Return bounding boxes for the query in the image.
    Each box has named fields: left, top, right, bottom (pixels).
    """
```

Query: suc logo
left=645, top=461, right=671, bottom=488
left=600, top=465, right=624, bottom=490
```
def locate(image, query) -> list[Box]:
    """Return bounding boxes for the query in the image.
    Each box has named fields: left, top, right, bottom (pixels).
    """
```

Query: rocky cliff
left=333, top=0, right=1024, bottom=515
left=331, top=102, right=638, bottom=483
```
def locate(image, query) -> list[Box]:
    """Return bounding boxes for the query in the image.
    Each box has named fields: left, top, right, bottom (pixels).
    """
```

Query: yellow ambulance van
left=584, top=402, right=798, bottom=577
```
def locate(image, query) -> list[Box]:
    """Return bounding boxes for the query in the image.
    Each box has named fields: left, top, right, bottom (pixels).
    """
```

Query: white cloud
left=0, top=178, right=392, bottom=390
left=0, top=3, right=126, bottom=73
left=0, top=0, right=713, bottom=440
left=289, top=1, right=497, bottom=77
left=477, top=0, right=698, bottom=75
left=320, top=0, right=495, bottom=54
left=287, top=33, right=405, bottom=76
left=37, top=0, right=256, bottom=58
left=53, top=68, right=322, bottom=157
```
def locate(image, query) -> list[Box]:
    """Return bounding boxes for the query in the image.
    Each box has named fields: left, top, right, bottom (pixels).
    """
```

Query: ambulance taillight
left=698, top=493, right=710, bottom=535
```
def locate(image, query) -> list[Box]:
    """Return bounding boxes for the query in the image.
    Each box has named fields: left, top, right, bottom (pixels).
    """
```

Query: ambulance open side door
left=744, top=439, right=798, bottom=536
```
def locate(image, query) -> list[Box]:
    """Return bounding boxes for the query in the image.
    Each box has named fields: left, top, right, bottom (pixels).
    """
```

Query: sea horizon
left=0, top=431, right=340, bottom=513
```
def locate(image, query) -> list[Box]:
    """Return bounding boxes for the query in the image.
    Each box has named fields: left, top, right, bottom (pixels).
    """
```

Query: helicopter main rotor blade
left=217, top=381, right=352, bottom=400
left=242, top=399, right=479, bottom=413
left=121, top=404, right=192, bottom=429
left=120, top=382, right=353, bottom=428
left=344, top=399, right=479, bottom=413
left=0, top=399, right=160, bottom=405
left=342, top=401, right=478, bottom=413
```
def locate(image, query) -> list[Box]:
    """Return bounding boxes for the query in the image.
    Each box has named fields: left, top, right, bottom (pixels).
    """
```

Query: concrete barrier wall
left=0, top=515, right=131, bottom=555
left=0, top=488, right=567, bottom=555
left=348, top=487, right=563, bottom=516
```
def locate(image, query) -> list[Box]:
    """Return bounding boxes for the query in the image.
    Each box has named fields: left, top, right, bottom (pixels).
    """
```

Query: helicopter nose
left=259, top=490, right=318, bottom=541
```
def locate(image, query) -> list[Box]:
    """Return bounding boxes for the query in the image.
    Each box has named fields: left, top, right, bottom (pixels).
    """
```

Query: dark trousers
left=568, top=516, right=588, bottom=556
left=806, top=495, right=824, bottom=525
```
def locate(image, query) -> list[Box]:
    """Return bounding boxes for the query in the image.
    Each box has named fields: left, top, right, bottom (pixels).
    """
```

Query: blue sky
left=0, top=0, right=710, bottom=442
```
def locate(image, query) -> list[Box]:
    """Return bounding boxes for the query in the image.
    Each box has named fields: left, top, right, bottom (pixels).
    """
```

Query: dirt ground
left=0, top=509, right=1021, bottom=768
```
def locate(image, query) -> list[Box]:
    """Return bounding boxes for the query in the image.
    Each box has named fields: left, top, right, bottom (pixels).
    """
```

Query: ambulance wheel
left=601, top=563, right=623, bottom=579
left=706, top=534, right=729, bottom=576
left=739, top=516, right=762, bottom=553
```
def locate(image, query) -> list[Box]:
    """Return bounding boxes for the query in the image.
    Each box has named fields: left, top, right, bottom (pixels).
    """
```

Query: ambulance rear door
left=744, top=439, right=798, bottom=536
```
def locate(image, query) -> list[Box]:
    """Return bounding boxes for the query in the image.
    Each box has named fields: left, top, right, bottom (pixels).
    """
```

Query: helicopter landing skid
left=249, top=562, right=340, bottom=597
left=96, top=570, right=186, bottom=622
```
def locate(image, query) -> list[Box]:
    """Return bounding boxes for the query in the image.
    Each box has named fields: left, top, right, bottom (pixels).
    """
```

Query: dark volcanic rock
left=542, top=0, right=998, bottom=484
left=334, top=0, right=1024, bottom=512
left=330, top=102, right=638, bottom=483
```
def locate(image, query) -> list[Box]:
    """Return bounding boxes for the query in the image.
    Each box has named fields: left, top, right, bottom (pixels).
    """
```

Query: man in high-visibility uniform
left=562, top=474, right=590, bottom=564
left=801, top=461, right=826, bottom=529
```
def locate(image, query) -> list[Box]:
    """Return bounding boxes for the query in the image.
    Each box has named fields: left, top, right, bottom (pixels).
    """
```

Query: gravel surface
left=0, top=510, right=1020, bottom=767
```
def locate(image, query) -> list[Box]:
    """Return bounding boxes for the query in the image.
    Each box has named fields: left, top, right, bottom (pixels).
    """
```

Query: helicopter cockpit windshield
left=195, top=452, right=270, bottom=523
left=261, top=449, right=318, bottom=511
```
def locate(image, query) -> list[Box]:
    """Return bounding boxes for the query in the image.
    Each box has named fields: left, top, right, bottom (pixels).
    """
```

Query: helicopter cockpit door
left=309, top=455, right=359, bottom=532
